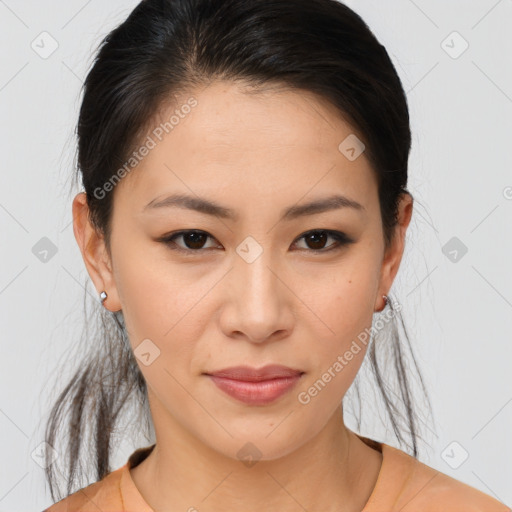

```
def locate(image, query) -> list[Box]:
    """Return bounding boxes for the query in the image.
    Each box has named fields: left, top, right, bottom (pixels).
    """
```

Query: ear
left=72, top=192, right=122, bottom=312
left=374, top=192, right=413, bottom=311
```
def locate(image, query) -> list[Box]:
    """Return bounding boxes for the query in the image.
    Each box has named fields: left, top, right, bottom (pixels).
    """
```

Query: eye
left=292, top=229, right=354, bottom=252
left=158, top=229, right=354, bottom=254
left=159, top=230, right=220, bottom=252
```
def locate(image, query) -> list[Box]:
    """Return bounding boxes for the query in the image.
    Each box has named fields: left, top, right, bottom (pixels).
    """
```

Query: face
left=74, top=80, right=412, bottom=462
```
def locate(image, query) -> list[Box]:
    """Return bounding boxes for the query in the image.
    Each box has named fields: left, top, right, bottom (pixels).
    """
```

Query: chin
left=198, top=419, right=317, bottom=464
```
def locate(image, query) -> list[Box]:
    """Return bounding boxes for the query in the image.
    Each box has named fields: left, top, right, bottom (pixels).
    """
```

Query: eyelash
left=158, top=229, right=354, bottom=255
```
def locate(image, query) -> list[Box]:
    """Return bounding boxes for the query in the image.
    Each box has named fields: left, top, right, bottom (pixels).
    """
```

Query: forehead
left=156, top=81, right=360, bottom=159
left=116, top=80, right=376, bottom=212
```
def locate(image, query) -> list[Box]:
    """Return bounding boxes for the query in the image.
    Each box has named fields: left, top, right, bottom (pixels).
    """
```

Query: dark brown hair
left=43, top=0, right=434, bottom=502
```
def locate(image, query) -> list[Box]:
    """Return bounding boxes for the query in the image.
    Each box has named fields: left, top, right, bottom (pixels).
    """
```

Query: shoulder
left=381, top=444, right=510, bottom=512
left=42, top=466, right=125, bottom=512
left=409, top=466, right=510, bottom=512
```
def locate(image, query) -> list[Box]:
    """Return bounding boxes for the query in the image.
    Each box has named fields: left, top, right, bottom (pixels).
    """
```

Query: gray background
left=1, top=0, right=511, bottom=510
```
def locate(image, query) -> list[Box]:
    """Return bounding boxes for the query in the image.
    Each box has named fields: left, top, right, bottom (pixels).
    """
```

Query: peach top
left=43, top=434, right=510, bottom=512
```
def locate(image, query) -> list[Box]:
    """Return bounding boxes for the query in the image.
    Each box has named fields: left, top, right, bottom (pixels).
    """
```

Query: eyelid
left=292, top=230, right=354, bottom=251
left=159, top=230, right=220, bottom=253
left=158, top=229, right=354, bottom=254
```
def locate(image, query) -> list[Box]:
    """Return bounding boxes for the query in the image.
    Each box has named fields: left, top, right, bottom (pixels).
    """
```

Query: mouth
left=204, top=365, right=305, bottom=406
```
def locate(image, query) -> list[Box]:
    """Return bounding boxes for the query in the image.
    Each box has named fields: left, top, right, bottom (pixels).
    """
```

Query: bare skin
left=73, top=80, right=413, bottom=512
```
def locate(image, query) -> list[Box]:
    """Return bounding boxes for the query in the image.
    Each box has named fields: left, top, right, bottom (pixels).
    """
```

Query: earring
left=99, top=291, right=108, bottom=304
left=376, top=294, right=388, bottom=313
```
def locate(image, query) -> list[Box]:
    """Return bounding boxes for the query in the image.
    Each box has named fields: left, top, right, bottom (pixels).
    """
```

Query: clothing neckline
left=118, top=434, right=407, bottom=512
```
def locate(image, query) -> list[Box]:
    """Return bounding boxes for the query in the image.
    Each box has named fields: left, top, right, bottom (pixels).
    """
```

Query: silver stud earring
left=99, top=291, right=108, bottom=303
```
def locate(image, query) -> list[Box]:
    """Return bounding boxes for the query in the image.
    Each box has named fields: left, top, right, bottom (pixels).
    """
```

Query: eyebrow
left=143, top=193, right=366, bottom=221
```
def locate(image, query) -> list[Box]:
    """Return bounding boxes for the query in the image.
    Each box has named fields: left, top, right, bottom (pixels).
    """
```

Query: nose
left=219, top=250, right=295, bottom=344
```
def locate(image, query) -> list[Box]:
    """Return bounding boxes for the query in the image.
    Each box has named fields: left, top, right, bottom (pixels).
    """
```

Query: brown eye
left=178, top=231, right=209, bottom=250
left=160, top=230, right=219, bottom=252
left=293, top=230, right=354, bottom=252
left=304, top=231, right=329, bottom=250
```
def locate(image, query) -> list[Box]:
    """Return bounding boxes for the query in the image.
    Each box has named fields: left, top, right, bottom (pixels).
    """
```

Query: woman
left=41, top=0, right=510, bottom=510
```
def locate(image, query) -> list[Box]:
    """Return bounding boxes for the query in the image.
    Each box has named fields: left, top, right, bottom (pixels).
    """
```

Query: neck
left=130, top=403, right=382, bottom=512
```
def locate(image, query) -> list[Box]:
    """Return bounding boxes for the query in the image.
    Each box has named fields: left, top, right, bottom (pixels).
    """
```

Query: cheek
left=295, top=294, right=374, bottom=421
left=112, top=239, right=216, bottom=386
left=111, top=239, right=189, bottom=349
left=303, top=251, right=379, bottom=338
left=297, top=251, right=380, bottom=394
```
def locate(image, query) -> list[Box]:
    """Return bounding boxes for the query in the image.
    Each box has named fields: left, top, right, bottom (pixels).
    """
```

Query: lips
left=207, top=364, right=303, bottom=381
left=204, top=365, right=304, bottom=405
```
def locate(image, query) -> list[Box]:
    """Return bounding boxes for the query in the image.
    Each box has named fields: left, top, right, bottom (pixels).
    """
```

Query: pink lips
left=205, top=364, right=304, bottom=405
